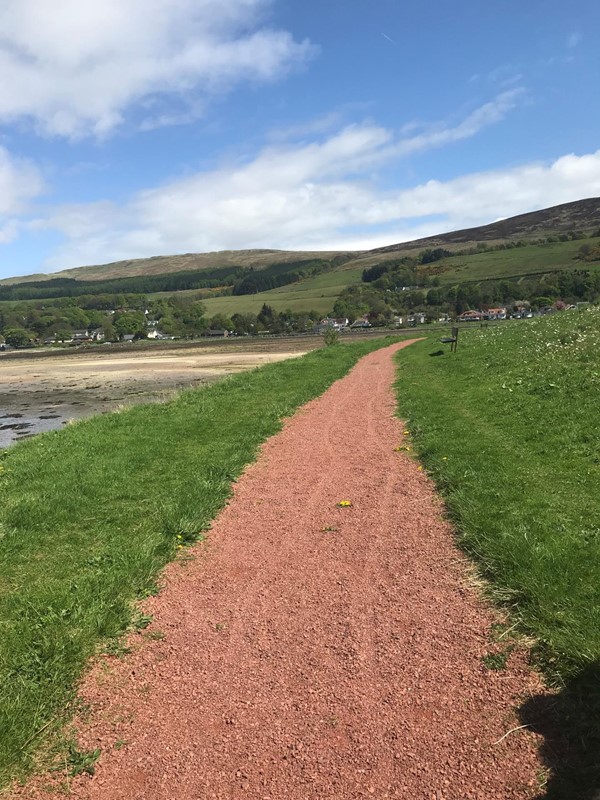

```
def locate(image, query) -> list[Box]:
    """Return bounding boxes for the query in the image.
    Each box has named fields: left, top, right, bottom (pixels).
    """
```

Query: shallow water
left=0, top=345, right=309, bottom=449
left=0, top=384, right=198, bottom=449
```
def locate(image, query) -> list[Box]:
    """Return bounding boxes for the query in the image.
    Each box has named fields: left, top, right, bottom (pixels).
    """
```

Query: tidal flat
left=0, top=338, right=317, bottom=448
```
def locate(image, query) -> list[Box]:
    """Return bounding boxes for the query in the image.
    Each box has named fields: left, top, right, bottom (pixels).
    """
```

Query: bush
left=323, top=327, right=340, bottom=346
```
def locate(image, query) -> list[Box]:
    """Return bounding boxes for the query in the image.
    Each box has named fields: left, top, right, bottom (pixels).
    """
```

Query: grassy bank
left=0, top=337, right=396, bottom=787
left=395, top=309, right=600, bottom=796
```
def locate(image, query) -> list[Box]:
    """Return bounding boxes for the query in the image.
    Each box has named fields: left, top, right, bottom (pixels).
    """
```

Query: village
left=314, top=299, right=588, bottom=333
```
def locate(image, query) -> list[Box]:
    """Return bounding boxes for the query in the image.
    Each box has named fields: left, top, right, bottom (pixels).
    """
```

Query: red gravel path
left=17, top=341, right=545, bottom=799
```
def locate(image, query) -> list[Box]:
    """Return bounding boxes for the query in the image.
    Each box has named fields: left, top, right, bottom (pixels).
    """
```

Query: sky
left=0, top=0, right=599, bottom=279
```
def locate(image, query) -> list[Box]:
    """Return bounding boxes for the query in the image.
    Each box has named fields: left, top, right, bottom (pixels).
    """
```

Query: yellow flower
left=337, top=500, right=352, bottom=507
left=403, top=430, right=410, bottom=435
left=417, top=466, right=423, bottom=471
left=442, top=457, right=448, bottom=461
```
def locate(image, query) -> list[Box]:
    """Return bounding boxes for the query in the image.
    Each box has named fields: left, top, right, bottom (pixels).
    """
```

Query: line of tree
left=0, top=257, right=338, bottom=302
left=362, top=232, right=599, bottom=286
left=331, top=268, right=600, bottom=324
left=0, top=289, right=328, bottom=346
left=0, top=266, right=245, bottom=301
left=232, top=259, right=333, bottom=295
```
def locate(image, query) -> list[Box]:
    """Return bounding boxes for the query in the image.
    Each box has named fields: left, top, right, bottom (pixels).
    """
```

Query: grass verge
left=395, top=309, right=600, bottom=797
left=0, top=336, right=396, bottom=788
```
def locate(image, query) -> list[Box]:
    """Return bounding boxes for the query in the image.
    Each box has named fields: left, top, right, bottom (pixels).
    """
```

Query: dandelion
left=337, top=500, right=352, bottom=507
left=417, top=466, right=423, bottom=471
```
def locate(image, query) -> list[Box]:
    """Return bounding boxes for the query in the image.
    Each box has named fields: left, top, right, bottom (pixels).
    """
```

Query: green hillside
left=199, top=268, right=364, bottom=316
left=0, top=249, right=356, bottom=285
left=429, top=238, right=600, bottom=284
left=1, top=199, right=598, bottom=342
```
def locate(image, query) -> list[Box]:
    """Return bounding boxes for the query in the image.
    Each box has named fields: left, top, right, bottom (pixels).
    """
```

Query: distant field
left=199, top=240, right=599, bottom=315
left=201, top=268, right=364, bottom=316
left=436, top=238, right=598, bottom=284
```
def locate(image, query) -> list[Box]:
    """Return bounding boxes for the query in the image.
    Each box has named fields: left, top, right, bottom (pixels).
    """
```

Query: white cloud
left=0, top=147, right=43, bottom=215
left=0, top=0, right=315, bottom=138
left=0, top=147, right=44, bottom=244
left=391, top=89, right=524, bottom=158
left=30, top=92, right=600, bottom=268
left=567, top=32, right=582, bottom=48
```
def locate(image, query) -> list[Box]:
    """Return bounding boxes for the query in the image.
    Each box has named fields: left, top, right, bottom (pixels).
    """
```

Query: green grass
left=395, top=309, right=600, bottom=796
left=197, top=240, right=598, bottom=316
left=397, top=309, right=600, bottom=675
left=0, top=336, right=396, bottom=787
left=200, top=268, right=364, bottom=317
left=436, top=238, right=598, bottom=284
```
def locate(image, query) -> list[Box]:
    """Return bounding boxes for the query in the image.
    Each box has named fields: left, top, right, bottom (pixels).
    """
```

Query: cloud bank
left=0, top=147, right=44, bottom=244
left=0, top=0, right=314, bottom=137
left=34, top=93, right=600, bottom=268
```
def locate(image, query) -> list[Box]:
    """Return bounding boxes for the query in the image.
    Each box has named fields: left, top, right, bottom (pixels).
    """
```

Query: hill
left=0, top=199, right=598, bottom=329
left=365, top=196, right=600, bottom=257
left=3, top=198, right=598, bottom=289
left=0, top=249, right=358, bottom=286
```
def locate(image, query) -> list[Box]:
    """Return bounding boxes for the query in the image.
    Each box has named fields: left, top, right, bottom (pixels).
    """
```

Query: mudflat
left=0, top=339, right=317, bottom=448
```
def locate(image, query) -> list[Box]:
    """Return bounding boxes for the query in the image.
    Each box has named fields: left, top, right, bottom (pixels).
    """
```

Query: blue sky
left=0, top=0, right=598, bottom=279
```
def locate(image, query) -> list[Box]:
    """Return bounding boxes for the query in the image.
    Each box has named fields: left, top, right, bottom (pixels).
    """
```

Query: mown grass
left=395, top=309, right=600, bottom=796
left=0, top=337, right=396, bottom=788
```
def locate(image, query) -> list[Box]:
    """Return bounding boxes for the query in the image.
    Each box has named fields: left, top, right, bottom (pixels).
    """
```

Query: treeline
left=0, top=291, right=327, bottom=347
left=362, top=250, right=448, bottom=284
left=0, top=257, right=337, bottom=302
left=207, top=304, right=321, bottom=335
left=362, top=232, right=599, bottom=286
left=232, top=259, right=329, bottom=295
left=331, top=268, right=600, bottom=325
left=0, top=293, right=208, bottom=346
left=0, top=266, right=247, bottom=301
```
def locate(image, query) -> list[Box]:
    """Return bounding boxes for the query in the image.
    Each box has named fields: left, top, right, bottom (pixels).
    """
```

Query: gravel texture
left=13, top=340, right=546, bottom=799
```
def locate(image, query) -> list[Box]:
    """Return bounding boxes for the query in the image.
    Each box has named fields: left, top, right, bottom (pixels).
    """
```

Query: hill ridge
left=2, top=197, right=598, bottom=286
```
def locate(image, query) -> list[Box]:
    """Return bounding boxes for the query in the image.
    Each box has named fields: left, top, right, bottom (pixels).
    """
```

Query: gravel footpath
left=14, top=340, right=545, bottom=799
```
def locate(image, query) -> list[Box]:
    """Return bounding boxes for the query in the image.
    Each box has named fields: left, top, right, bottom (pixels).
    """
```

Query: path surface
left=17, top=341, right=544, bottom=799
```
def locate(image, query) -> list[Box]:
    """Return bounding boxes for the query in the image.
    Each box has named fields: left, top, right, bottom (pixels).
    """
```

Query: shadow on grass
left=519, top=663, right=600, bottom=799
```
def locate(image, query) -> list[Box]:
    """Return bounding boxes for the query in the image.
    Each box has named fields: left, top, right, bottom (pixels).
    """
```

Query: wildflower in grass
left=417, top=466, right=423, bottom=471
left=403, top=430, right=410, bottom=435
left=337, top=500, right=352, bottom=507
